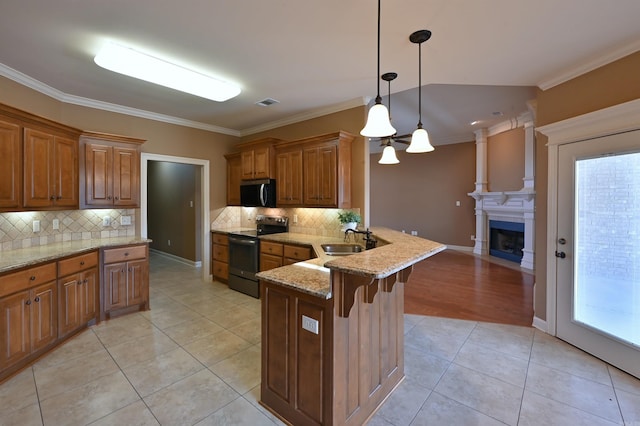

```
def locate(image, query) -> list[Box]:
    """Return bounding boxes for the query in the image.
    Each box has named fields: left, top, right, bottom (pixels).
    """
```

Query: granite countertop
left=256, top=227, right=446, bottom=298
left=0, top=237, right=151, bottom=273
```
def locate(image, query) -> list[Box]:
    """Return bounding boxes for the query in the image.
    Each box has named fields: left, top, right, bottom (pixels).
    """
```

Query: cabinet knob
left=115, top=196, right=119, bottom=200
left=30, top=276, right=36, bottom=281
left=50, top=196, right=55, bottom=200
left=56, top=196, right=61, bottom=200
left=80, top=261, right=85, bottom=266
left=34, top=296, right=40, bottom=303
left=107, top=196, right=112, bottom=200
left=83, top=279, right=88, bottom=284
left=124, top=252, right=129, bottom=256
left=25, top=300, right=31, bottom=305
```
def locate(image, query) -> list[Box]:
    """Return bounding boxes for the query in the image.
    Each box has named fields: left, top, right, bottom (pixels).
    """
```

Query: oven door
left=228, top=234, right=260, bottom=298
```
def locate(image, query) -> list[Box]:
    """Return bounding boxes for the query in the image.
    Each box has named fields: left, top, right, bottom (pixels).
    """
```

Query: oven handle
left=229, top=236, right=258, bottom=246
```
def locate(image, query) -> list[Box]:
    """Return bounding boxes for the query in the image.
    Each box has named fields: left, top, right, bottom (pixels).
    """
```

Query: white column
left=473, top=128, right=488, bottom=255
left=522, top=119, right=535, bottom=191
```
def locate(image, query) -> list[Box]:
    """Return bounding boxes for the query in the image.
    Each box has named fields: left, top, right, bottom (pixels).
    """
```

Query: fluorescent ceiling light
left=94, top=42, right=241, bottom=102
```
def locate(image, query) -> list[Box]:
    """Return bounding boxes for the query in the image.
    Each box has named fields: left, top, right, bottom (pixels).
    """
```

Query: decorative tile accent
left=210, top=206, right=362, bottom=239
left=0, top=209, right=137, bottom=252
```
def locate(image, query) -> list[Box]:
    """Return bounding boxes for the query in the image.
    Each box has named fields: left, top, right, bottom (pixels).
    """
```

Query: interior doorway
left=140, top=153, right=210, bottom=281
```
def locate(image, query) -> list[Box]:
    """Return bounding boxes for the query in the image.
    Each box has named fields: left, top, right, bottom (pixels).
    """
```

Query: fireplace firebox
left=489, top=220, right=525, bottom=263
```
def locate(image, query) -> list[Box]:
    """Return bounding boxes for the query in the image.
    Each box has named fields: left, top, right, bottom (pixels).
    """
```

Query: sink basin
left=321, top=243, right=364, bottom=256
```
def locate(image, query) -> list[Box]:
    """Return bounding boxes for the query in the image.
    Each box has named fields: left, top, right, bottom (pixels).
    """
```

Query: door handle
left=555, top=251, right=566, bottom=259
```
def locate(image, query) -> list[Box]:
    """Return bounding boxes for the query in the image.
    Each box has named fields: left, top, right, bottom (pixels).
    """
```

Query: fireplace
left=489, top=220, right=524, bottom=263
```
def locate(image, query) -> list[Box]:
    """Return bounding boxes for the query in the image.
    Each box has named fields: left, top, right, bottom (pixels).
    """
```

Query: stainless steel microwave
left=240, top=179, right=277, bottom=207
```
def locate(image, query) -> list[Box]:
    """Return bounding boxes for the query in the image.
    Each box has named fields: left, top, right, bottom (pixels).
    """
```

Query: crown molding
left=0, top=62, right=240, bottom=136
left=487, top=111, right=534, bottom=136
left=537, top=40, right=640, bottom=90
left=240, top=97, right=369, bottom=137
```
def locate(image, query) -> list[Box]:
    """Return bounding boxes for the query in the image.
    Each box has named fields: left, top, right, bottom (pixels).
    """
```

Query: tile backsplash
left=211, top=206, right=361, bottom=239
left=0, top=209, right=136, bottom=252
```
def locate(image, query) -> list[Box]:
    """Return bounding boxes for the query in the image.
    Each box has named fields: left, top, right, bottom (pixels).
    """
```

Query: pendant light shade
left=407, top=29, right=434, bottom=153
left=360, top=0, right=396, bottom=138
left=378, top=143, right=399, bottom=164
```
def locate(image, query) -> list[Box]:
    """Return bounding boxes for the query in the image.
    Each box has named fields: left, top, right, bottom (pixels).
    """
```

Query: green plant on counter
left=338, top=210, right=361, bottom=224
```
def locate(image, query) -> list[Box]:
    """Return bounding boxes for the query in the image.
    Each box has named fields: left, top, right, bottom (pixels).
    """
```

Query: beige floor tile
left=184, top=329, right=253, bottom=367
left=163, top=317, right=225, bottom=345
left=454, top=340, right=529, bottom=387
left=0, top=368, right=38, bottom=415
left=189, top=297, right=239, bottom=315
left=403, top=344, right=449, bottom=391
left=617, top=388, right=640, bottom=425
left=92, top=313, right=157, bottom=347
left=434, top=363, right=523, bottom=425
left=609, top=365, right=640, bottom=396
left=195, top=396, right=277, bottom=425
left=1, top=402, right=43, bottom=426
left=465, top=322, right=534, bottom=360
left=144, top=369, right=238, bottom=425
left=410, top=391, right=507, bottom=426
left=204, top=305, right=257, bottom=329
left=228, top=318, right=261, bottom=344
left=209, top=345, right=261, bottom=394
left=375, top=378, right=431, bottom=425
left=525, top=362, right=622, bottom=423
left=404, top=321, right=472, bottom=362
left=40, top=371, right=140, bottom=426
left=89, top=400, right=160, bottom=426
left=518, top=390, right=620, bottom=426
left=123, top=347, right=204, bottom=397
left=107, top=328, right=179, bottom=368
left=33, top=329, right=104, bottom=370
left=34, top=347, right=120, bottom=401
left=141, top=305, right=204, bottom=330
left=244, top=384, right=287, bottom=425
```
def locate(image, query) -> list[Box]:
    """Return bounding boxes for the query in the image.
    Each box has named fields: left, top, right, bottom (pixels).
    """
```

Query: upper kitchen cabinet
left=275, top=148, right=303, bottom=206
left=237, top=138, right=282, bottom=180
left=0, top=102, right=82, bottom=212
left=80, top=132, right=145, bottom=209
left=225, top=152, right=242, bottom=206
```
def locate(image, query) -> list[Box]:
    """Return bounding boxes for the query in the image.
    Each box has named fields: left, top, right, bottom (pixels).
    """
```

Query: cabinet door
left=23, top=128, right=54, bottom=208
left=260, top=253, right=283, bottom=272
left=226, top=153, right=242, bottom=205
left=80, top=268, right=98, bottom=323
left=85, top=143, right=113, bottom=206
left=113, top=146, right=139, bottom=207
left=127, top=259, right=148, bottom=307
left=58, top=274, right=81, bottom=338
left=0, top=120, right=21, bottom=210
left=317, top=145, right=337, bottom=206
left=30, top=281, right=57, bottom=352
left=253, top=146, right=270, bottom=179
left=53, top=136, right=78, bottom=208
left=276, top=151, right=303, bottom=205
left=0, top=290, right=30, bottom=369
left=303, top=147, right=320, bottom=205
left=103, top=262, right=128, bottom=311
left=241, top=150, right=255, bottom=179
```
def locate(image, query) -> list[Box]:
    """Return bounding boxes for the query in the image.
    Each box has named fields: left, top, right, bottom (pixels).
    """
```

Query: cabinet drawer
left=261, top=241, right=283, bottom=256
left=213, top=244, right=229, bottom=262
left=58, top=251, right=98, bottom=277
left=212, top=232, right=228, bottom=245
left=283, top=244, right=312, bottom=261
left=0, top=262, right=57, bottom=298
left=103, top=245, right=147, bottom=264
left=212, top=261, right=228, bottom=280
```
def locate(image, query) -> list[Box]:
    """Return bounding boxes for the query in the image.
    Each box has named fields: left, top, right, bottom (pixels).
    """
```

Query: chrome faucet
left=344, top=228, right=377, bottom=250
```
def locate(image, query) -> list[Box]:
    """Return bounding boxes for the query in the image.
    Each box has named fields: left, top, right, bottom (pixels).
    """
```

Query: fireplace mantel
left=468, top=190, right=535, bottom=204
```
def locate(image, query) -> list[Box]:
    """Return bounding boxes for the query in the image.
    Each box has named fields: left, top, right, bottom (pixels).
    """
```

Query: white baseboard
left=446, top=245, right=474, bottom=252
left=532, top=316, right=548, bottom=333
left=150, top=248, right=202, bottom=268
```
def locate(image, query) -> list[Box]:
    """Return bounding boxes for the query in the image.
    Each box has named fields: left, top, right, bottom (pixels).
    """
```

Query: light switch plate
left=102, top=216, right=111, bottom=226
left=32, top=220, right=40, bottom=233
left=52, top=219, right=59, bottom=230
left=302, top=315, right=319, bottom=334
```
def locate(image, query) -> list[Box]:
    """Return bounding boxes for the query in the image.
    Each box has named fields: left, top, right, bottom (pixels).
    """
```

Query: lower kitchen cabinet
left=260, top=240, right=315, bottom=271
left=0, top=263, right=58, bottom=372
left=211, top=231, right=229, bottom=283
left=57, top=251, right=99, bottom=338
left=102, top=244, right=149, bottom=320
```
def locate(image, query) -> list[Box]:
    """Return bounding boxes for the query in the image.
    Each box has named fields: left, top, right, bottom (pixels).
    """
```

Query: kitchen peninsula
left=256, top=228, right=445, bottom=426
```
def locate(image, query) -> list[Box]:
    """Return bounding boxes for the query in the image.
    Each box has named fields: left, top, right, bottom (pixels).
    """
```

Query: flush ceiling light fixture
left=360, top=0, right=396, bottom=138
left=406, top=29, right=435, bottom=153
left=94, top=42, right=241, bottom=102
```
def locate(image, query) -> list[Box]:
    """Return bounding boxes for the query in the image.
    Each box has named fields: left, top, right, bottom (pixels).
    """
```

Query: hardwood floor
left=405, top=249, right=534, bottom=327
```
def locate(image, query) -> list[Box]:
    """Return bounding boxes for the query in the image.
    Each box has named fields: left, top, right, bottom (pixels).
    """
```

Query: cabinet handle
left=50, top=196, right=55, bottom=200
left=34, top=296, right=40, bottom=303
left=80, top=261, right=85, bottom=266
left=124, top=252, right=129, bottom=256
left=115, top=196, right=119, bottom=200
left=83, top=279, right=88, bottom=284
left=25, top=300, right=31, bottom=305
left=107, top=196, right=112, bottom=200
left=56, top=196, right=61, bottom=200
left=30, top=276, right=36, bottom=281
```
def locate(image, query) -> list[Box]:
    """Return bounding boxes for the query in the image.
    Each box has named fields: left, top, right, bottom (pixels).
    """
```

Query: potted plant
left=338, top=210, right=361, bottom=231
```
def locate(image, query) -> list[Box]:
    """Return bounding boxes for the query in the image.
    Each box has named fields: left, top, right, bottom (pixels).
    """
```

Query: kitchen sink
left=321, top=243, right=364, bottom=256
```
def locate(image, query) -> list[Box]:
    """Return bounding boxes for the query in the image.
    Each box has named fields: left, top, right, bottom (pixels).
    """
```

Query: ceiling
left=1, top=0, right=639, bottom=147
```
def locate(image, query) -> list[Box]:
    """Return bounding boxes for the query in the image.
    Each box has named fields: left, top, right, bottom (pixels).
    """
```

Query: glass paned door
left=557, top=129, right=640, bottom=378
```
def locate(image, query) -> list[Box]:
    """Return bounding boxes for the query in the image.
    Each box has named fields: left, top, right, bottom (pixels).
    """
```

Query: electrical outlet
left=293, top=214, right=298, bottom=224
left=32, top=220, right=40, bottom=233
left=301, top=315, right=319, bottom=334
left=52, top=219, right=59, bottom=230
left=102, top=216, right=111, bottom=226
left=471, top=235, right=475, bottom=240
left=120, top=216, right=132, bottom=225
left=456, top=200, right=461, bottom=206
left=411, top=230, right=418, bottom=236
left=168, top=240, right=171, bottom=246
left=189, top=200, right=193, bottom=207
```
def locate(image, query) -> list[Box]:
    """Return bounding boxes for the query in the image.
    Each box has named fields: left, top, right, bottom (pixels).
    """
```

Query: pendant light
left=406, top=29, right=435, bottom=153
left=378, top=72, right=399, bottom=164
left=360, top=0, right=396, bottom=138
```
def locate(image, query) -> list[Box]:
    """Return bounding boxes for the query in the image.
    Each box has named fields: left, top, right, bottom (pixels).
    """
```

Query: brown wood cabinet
left=241, top=146, right=271, bottom=179
left=80, top=132, right=145, bottom=208
left=224, top=153, right=242, bottom=205
left=57, top=251, right=99, bottom=339
left=303, top=144, right=337, bottom=207
left=260, top=240, right=314, bottom=271
left=276, top=149, right=303, bottom=205
left=0, top=119, right=22, bottom=209
left=211, top=232, right=229, bottom=282
left=0, top=262, right=58, bottom=371
left=101, top=244, right=149, bottom=320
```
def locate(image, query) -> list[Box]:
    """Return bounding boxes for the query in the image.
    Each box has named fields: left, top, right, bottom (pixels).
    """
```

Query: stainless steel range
left=227, top=215, right=288, bottom=298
